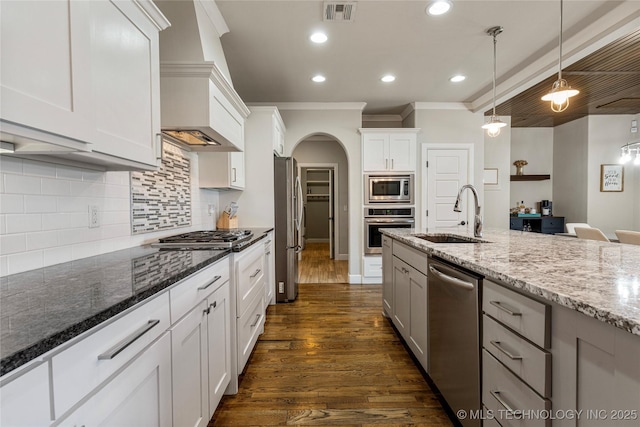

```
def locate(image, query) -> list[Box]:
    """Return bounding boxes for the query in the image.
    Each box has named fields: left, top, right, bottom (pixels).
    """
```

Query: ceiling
left=216, top=1, right=640, bottom=127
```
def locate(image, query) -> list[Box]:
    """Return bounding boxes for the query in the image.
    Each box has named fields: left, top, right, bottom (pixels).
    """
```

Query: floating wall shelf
left=510, top=174, right=551, bottom=181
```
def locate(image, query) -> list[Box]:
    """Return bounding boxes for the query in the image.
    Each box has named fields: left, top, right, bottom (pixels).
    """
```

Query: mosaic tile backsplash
left=131, top=144, right=191, bottom=234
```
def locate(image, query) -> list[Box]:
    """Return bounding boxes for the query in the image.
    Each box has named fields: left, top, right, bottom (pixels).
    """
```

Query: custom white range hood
left=156, top=0, right=249, bottom=152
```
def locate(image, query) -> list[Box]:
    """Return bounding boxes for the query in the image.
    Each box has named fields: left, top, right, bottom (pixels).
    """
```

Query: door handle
left=489, top=300, right=522, bottom=316
left=198, top=275, right=222, bottom=290
left=98, top=320, right=160, bottom=360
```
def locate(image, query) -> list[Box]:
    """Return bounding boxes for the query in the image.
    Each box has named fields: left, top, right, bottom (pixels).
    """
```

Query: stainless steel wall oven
left=364, top=207, right=414, bottom=254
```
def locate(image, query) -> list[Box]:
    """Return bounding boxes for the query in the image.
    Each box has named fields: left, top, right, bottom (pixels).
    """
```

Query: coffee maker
left=540, top=200, right=552, bottom=216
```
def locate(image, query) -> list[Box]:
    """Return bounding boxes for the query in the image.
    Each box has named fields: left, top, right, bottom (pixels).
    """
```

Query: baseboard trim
left=361, top=277, right=383, bottom=285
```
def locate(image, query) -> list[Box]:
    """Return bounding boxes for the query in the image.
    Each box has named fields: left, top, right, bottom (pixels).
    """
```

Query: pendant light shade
left=542, top=0, right=579, bottom=112
left=483, top=26, right=505, bottom=138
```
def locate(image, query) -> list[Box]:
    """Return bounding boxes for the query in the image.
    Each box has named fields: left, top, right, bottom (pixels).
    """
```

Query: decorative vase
left=516, top=165, right=524, bottom=175
left=513, top=160, right=528, bottom=176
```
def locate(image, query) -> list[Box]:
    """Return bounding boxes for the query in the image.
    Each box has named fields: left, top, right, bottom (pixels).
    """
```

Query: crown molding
left=133, top=0, right=171, bottom=30
left=362, top=114, right=403, bottom=122
left=251, top=102, right=367, bottom=111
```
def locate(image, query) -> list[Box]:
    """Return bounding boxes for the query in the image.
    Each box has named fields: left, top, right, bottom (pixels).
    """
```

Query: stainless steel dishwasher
left=428, top=256, right=482, bottom=427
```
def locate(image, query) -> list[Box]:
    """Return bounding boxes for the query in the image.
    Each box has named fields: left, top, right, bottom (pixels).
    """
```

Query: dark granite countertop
left=0, top=228, right=274, bottom=377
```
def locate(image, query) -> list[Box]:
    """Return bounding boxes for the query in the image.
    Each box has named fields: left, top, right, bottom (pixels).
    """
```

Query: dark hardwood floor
left=208, top=247, right=453, bottom=426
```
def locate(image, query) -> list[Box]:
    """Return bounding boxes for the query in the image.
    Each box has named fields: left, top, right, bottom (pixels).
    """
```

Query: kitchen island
left=382, top=227, right=640, bottom=427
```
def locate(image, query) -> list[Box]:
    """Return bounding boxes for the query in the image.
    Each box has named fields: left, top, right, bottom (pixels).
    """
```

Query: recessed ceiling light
left=450, top=75, right=466, bottom=83
left=381, top=75, right=396, bottom=83
left=426, top=0, right=452, bottom=16
left=312, top=75, right=326, bottom=83
left=310, top=32, right=328, bottom=44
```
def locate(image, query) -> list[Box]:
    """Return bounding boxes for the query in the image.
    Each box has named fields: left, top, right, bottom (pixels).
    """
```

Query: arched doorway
left=292, top=134, right=349, bottom=283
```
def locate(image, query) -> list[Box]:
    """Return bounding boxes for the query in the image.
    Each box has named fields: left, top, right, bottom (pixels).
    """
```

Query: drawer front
left=483, top=408, right=503, bottom=427
left=236, top=243, right=265, bottom=317
left=237, top=291, right=264, bottom=374
left=170, top=258, right=230, bottom=323
left=509, top=218, right=524, bottom=231
left=392, top=240, right=428, bottom=276
left=483, top=350, right=551, bottom=427
left=541, top=218, right=564, bottom=234
left=483, top=280, right=550, bottom=349
left=52, top=292, right=170, bottom=417
left=363, top=255, right=382, bottom=277
left=483, top=315, right=551, bottom=397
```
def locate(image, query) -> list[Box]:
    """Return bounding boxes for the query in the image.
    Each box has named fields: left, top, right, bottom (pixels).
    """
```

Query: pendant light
left=541, top=0, right=579, bottom=112
left=482, top=26, right=506, bottom=138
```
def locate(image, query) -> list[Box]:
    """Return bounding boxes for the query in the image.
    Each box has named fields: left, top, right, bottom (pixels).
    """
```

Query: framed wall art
left=600, top=164, right=624, bottom=192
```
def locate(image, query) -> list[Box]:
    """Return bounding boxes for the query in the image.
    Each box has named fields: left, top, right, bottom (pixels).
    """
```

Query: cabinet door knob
left=210, top=301, right=217, bottom=309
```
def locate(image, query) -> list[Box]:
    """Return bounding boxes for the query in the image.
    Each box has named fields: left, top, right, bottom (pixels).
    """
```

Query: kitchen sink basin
left=412, top=234, right=488, bottom=244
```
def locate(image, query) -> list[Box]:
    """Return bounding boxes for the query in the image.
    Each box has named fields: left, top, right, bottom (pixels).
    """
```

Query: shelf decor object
left=513, top=159, right=528, bottom=175
left=600, top=164, right=624, bottom=192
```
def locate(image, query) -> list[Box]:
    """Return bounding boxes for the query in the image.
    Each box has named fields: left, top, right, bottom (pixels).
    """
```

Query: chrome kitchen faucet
left=453, top=184, right=483, bottom=238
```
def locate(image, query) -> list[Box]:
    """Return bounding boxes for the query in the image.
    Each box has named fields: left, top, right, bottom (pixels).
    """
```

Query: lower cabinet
left=0, top=362, right=51, bottom=426
left=59, top=333, right=172, bottom=427
left=389, top=239, right=429, bottom=371
left=382, top=235, right=393, bottom=316
left=171, top=280, right=231, bottom=427
left=264, top=231, right=275, bottom=306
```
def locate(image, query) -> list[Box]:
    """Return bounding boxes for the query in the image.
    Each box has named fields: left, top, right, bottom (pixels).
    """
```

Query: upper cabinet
left=360, top=129, right=419, bottom=172
left=0, top=0, right=171, bottom=170
left=198, top=152, right=245, bottom=190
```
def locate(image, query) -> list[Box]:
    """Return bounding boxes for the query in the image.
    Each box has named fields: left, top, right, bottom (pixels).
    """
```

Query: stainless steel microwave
left=365, top=174, right=414, bottom=204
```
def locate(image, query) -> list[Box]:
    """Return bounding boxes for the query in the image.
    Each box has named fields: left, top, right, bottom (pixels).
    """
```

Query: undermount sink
left=412, top=234, right=488, bottom=244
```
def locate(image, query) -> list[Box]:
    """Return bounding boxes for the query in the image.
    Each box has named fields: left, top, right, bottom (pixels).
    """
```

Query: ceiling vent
left=324, top=2, right=357, bottom=22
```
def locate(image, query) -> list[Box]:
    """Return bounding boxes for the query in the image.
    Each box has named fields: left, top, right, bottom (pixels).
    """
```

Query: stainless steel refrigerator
left=274, top=156, right=303, bottom=302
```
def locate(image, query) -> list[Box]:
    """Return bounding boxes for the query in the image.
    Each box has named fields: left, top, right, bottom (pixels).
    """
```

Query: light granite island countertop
left=380, top=227, right=640, bottom=337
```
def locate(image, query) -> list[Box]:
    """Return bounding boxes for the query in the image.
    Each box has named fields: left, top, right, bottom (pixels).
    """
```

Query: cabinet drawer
left=540, top=218, right=564, bottom=234
left=392, top=240, right=428, bottom=275
left=52, top=292, right=170, bottom=417
left=237, top=291, right=264, bottom=374
left=483, top=315, right=551, bottom=397
left=483, top=350, right=551, bottom=427
left=0, top=362, right=51, bottom=426
left=236, top=243, right=265, bottom=317
left=363, top=255, right=382, bottom=277
left=170, top=258, right=230, bottom=323
left=483, top=280, right=550, bottom=349
left=509, top=218, right=524, bottom=231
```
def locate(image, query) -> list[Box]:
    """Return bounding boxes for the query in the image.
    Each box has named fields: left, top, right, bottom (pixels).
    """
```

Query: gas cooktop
left=152, top=229, right=253, bottom=248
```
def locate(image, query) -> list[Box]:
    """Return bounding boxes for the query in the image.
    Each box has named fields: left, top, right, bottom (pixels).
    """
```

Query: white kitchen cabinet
left=552, top=303, right=640, bottom=427
left=264, top=231, right=276, bottom=306
left=199, top=151, right=245, bottom=190
left=207, top=281, right=232, bottom=414
left=273, top=112, right=286, bottom=156
left=0, top=362, right=51, bottom=426
left=360, top=129, right=418, bottom=172
left=57, top=333, right=172, bottom=427
left=0, top=0, right=169, bottom=170
left=170, top=300, right=209, bottom=427
left=169, top=259, right=231, bottom=425
left=382, top=235, right=393, bottom=316
left=235, top=241, right=266, bottom=318
left=363, top=255, right=383, bottom=283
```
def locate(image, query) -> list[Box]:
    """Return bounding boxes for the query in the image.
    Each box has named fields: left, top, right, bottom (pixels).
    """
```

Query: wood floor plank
left=208, top=244, right=453, bottom=427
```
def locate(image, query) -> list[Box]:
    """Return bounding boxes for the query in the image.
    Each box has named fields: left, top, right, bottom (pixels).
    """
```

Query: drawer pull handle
left=250, top=269, right=262, bottom=279
left=490, top=390, right=516, bottom=413
left=250, top=314, right=262, bottom=327
left=198, top=275, right=222, bottom=291
left=98, top=319, right=160, bottom=360
left=210, top=301, right=217, bottom=309
left=490, top=340, right=523, bottom=360
left=489, top=300, right=522, bottom=316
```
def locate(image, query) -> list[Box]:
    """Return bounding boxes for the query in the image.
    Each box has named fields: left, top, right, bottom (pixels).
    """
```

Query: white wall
left=293, top=138, right=349, bottom=258
left=410, top=105, right=486, bottom=229
left=510, top=127, right=554, bottom=211
left=587, top=114, right=639, bottom=233
left=484, top=117, right=511, bottom=229
left=0, top=150, right=219, bottom=276
left=277, top=104, right=364, bottom=283
left=553, top=118, right=589, bottom=224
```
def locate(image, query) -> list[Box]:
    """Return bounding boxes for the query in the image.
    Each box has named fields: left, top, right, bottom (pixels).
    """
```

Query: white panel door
left=426, top=149, right=470, bottom=229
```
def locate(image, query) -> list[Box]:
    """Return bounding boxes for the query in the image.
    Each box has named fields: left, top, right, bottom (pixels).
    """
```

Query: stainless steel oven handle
left=364, top=218, right=415, bottom=223
left=428, top=265, right=475, bottom=291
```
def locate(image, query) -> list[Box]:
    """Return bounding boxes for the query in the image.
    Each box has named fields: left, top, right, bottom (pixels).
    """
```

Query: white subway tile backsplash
left=0, top=215, right=6, bottom=234
left=41, top=178, right=71, bottom=196
left=26, top=230, right=59, bottom=251
left=0, top=233, right=26, bottom=255
left=4, top=174, right=40, bottom=194
left=56, top=196, right=91, bottom=213
left=57, top=227, right=99, bottom=246
left=105, top=171, right=130, bottom=185
left=7, top=250, right=44, bottom=275
left=56, top=165, right=84, bottom=181
left=43, top=246, right=73, bottom=266
left=24, top=195, right=57, bottom=213
left=0, top=156, right=23, bottom=174
left=101, top=210, right=130, bottom=225
left=5, top=213, right=42, bottom=234
left=82, top=170, right=105, bottom=183
left=0, top=255, right=7, bottom=276
left=104, top=183, right=130, bottom=199
left=23, top=159, right=57, bottom=177
left=0, top=194, right=24, bottom=214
